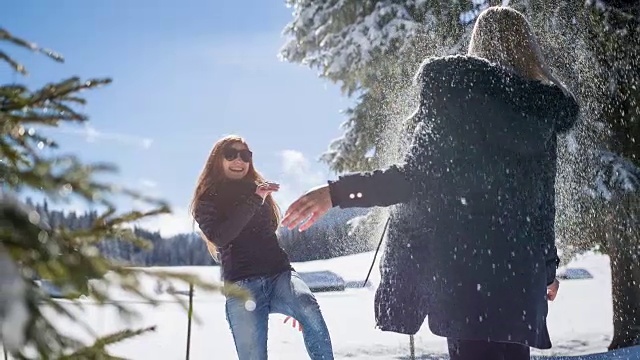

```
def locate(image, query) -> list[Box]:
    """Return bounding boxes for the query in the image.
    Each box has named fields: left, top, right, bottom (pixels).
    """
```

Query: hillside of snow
left=5, top=251, right=640, bottom=359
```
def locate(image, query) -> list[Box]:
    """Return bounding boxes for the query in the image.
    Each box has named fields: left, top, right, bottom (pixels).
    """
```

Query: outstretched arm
left=327, top=121, right=438, bottom=209
left=281, top=121, right=440, bottom=231
left=327, top=166, right=411, bottom=208
left=327, top=60, right=445, bottom=210
left=281, top=59, right=443, bottom=231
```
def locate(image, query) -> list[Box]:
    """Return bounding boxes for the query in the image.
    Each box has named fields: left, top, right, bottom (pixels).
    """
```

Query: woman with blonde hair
left=281, top=6, right=579, bottom=360
left=190, top=135, right=333, bottom=360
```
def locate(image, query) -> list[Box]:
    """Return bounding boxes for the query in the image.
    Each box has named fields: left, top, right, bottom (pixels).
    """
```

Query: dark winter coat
left=328, top=55, right=580, bottom=349
left=194, top=180, right=292, bottom=282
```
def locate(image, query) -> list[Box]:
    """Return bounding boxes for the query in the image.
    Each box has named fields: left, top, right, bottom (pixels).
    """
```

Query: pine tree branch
left=0, top=27, right=64, bottom=75
left=57, top=326, right=157, bottom=360
left=0, top=51, right=26, bottom=74
left=1, top=26, right=249, bottom=360
left=586, top=0, right=640, bottom=24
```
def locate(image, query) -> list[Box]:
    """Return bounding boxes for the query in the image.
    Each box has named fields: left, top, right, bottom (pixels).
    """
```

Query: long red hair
left=189, top=135, right=280, bottom=259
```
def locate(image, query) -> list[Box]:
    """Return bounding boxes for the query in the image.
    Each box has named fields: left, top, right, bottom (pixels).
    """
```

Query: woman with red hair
left=190, top=135, right=333, bottom=360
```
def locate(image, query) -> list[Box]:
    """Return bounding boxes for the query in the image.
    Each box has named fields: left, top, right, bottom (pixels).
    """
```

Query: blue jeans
left=225, top=270, right=333, bottom=360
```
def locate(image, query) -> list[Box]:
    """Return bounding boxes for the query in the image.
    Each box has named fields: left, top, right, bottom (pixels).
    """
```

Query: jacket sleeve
left=328, top=62, right=443, bottom=209
left=328, top=165, right=412, bottom=208
left=329, top=119, right=442, bottom=208
left=193, top=186, right=264, bottom=248
left=543, top=242, right=560, bottom=286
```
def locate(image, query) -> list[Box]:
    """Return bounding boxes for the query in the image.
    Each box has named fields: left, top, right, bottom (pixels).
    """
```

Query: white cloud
left=138, top=178, right=158, bottom=189
left=272, top=150, right=327, bottom=209
left=50, top=124, right=153, bottom=149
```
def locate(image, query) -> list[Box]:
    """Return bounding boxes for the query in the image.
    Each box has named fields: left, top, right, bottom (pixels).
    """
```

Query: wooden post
left=186, top=283, right=194, bottom=360
left=409, top=334, right=415, bottom=360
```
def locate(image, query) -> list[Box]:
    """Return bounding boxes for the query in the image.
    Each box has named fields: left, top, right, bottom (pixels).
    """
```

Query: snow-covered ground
left=15, top=251, right=640, bottom=359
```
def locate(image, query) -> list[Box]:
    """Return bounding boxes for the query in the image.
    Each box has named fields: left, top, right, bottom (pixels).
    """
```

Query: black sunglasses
left=223, top=147, right=253, bottom=163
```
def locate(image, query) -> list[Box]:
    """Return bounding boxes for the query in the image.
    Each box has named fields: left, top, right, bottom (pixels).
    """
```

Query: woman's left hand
left=284, top=316, right=303, bottom=331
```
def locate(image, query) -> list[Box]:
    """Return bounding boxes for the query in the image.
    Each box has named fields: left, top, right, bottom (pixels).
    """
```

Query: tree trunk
left=604, top=55, right=640, bottom=351
left=604, top=75, right=640, bottom=350
left=581, top=1, right=640, bottom=349
left=607, top=224, right=640, bottom=350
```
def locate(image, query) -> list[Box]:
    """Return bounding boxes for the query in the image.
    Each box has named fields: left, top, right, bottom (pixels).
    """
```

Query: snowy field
left=12, top=251, right=640, bottom=359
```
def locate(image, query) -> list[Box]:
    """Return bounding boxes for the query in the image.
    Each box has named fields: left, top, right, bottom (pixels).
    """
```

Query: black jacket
left=194, top=180, right=291, bottom=282
left=328, top=55, right=579, bottom=349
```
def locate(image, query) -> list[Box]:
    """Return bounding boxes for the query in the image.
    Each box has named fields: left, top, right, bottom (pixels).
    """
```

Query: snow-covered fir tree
left=280, top=0, right=485, bottom=244
left=281, top=0, right=640, bottom=351
left=280, top=0, right=477, bottom=173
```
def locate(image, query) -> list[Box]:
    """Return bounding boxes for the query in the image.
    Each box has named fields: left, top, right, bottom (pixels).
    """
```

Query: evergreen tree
left=281, top=0, right=640, bottom=350
left=280, top=0, right=475, bottom=173
left=579, top=0, right=640, bottom=350
left=0, top=28, right=240, bottom=358
left=279, top=0, right=479, bottom=243
left=528, top=0, right=640, bottom=349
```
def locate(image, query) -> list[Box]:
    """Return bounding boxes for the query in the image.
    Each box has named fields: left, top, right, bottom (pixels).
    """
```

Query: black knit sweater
left=194, top=180, right=291, bottom=282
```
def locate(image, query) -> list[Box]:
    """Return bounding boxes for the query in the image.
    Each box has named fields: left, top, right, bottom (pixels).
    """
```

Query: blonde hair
left=468, top=6, right=575, bottom=99
left=189, top=135, right=280, bottom=260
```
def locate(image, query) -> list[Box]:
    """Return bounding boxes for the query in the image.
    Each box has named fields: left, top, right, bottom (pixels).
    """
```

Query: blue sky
left=2, top=1, right=349, bottom=236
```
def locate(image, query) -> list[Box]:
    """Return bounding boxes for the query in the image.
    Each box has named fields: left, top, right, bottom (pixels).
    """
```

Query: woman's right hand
left=281, top=184, right=332, bottom=231
left=255, top=182, right=280, bottom=199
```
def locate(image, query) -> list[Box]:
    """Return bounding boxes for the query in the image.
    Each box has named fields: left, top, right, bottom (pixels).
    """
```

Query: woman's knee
left=294, top=294, right=328, bottom=326
left=294, top=287, right=320, bottom=307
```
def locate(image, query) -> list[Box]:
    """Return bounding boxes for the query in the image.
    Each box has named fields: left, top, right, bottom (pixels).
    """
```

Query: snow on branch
left=586, top=150, right=640, bottom=201
left=347, top=214, right=369, bottom=236
left=460, top=0, right=491, bottom=25
left=586, top=0, right=640, bottom=22
left=280, top=1, right=433, bottom=83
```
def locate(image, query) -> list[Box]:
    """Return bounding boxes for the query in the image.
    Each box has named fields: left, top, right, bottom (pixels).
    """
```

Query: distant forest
left=29, top=200, right=374, bottom=266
